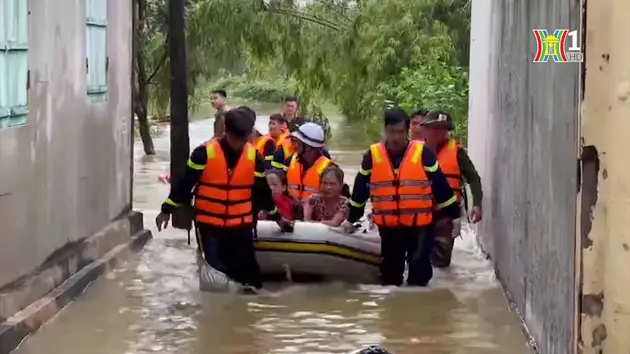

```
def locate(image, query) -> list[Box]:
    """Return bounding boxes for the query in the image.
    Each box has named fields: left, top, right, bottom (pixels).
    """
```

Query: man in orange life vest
left=284, top=123, right=334, bottom=201
left=256, top=114, right=289, bottom=169
left=343, top=108, right=460, bottom=286
left=155, top=109, right=293, bottom=291
left=421, top=110, right=483, bottom=268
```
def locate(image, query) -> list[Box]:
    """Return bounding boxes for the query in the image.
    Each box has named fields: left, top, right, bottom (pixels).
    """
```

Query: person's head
left=211, top=89, right=227, bottom=109
left=266, top=169, right=288, bottom=196
left=283, top=96, right=298, bottom=119
left=384, top=107, right=410, bottom=151
left=320, top=165, right=344, bottom=199
left=421, top=110, right=452, bottom=146
left=291, top=122, right=325, bottom=162
left=410, top=109, right=429, bottom=139
left=237, top=105, right=256, bottom=120
left=224, top=109, right=255, bottom=151
left=268, top=113, right=286, bottom=138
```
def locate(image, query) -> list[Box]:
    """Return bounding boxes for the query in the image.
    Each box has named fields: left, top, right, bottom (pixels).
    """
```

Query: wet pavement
left=13, top=105, right=530, bottom=354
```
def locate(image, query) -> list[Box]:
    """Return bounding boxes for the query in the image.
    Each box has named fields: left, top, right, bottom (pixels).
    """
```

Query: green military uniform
left=421, top=111, right=483, bottom=268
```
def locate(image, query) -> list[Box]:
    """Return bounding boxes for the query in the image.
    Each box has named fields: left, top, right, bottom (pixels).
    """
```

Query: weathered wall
left=578, top=0, right=630, bottom=351
left=467, top=0, right=581, bottom=352
left=0, top=0, right=133, bottom=288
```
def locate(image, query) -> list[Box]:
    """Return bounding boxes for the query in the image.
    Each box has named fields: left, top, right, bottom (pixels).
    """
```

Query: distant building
left=0, top=0, right=147, bottom=318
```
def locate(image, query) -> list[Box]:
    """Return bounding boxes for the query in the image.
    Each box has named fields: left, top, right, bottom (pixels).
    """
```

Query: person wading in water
left=421, top=110, right=483, bottom=268
left=155, top=109, right=293, bottom=293
left=342, top=108, right=460, bottom=286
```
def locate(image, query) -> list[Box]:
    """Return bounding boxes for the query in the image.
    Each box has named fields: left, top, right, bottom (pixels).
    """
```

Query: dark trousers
left=431, top=227, right=455, bottom=268
left=197, top=224, right=263, bottom=289
left=379, top=226, right=434, bottom=286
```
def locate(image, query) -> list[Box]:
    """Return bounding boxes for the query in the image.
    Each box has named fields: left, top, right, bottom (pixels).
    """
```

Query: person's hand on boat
left=341, top=220, right=357, bottom=234
left=277, top=217, right=295, bottom=232
left=155, top=212, right=170, bottom=231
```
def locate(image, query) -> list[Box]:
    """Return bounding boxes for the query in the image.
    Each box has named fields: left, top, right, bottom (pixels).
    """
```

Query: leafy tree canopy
left=142, top=0, right=470, bottom=141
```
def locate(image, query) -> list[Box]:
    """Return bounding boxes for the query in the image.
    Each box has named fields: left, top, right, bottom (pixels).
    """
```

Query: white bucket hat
left=291, top=122, right=325, bottom=148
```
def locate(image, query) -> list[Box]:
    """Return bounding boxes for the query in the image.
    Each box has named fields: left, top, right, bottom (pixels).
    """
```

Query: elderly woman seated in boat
left=303, top=165, right=350, bottom=227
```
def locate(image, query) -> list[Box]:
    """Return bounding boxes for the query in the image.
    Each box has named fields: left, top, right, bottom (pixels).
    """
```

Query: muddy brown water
left=13, top=104, right=530, bottom=354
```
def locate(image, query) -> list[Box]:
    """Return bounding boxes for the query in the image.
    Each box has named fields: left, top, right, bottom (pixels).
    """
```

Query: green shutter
left=0, top=0, right=29, bottom=128
left=86, top=0, right=107, bottom=103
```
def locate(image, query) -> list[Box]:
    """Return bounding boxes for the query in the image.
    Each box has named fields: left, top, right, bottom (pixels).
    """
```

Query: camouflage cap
left=420, top=110, right=454, bottom=130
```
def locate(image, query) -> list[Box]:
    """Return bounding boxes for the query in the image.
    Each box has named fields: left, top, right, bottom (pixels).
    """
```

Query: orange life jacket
left=255, top=135, right=274, bottom=156
left=436, top=139, right=462, bottom=200
left=279, top=138, right=296, bottom=160
left=286, top=155, right=332, bottom=200
left=275, top=132, right=289, bottom=147
left=194, top=139, right=256, bottom=227
left=369, top=141, right=433, bottom=227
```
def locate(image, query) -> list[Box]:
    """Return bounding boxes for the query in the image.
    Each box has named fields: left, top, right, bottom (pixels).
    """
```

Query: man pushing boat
left=155, top=108, right=293, bottom=293
left=342, top=108, right=461, bottom=287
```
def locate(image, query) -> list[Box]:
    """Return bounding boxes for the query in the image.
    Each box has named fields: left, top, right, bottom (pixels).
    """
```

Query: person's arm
left=347, top=151, right=372, bottom=223
left=271, top=147, right=288, bottom=171
left=303, top=196, right=315, bottom=221
left=160, top=144, right=206, bottom=214
left=421, top=147, right=460, bottom=220
left=457, top=146, right=483, bottom=207
left=292, top=196, right=304, bottom=221
left=252, top=153, right=281, bottom=221
left=322, top=201, right=349, bottom=227
left=262, top=139, right=276, bottom=169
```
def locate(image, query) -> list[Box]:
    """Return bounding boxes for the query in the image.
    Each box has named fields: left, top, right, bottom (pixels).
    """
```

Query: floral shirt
left=307, top=194, right=349, bottom=222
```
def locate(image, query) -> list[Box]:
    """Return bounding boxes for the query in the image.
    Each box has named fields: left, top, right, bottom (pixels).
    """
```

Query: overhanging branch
left=266, top=8, right=346, bottom=32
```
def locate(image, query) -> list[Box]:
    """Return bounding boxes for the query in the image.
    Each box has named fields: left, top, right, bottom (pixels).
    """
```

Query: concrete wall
left=0, top=0, right=133, bottom=288
left=578, top=0, right=630, bottom=352
left=467, top=0, right=581, bottom=352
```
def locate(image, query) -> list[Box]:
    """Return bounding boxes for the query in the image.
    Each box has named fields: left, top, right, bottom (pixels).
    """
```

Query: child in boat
left=304, top=165, right=349, bottom=227
left=260, top=169, right=303, bottom=221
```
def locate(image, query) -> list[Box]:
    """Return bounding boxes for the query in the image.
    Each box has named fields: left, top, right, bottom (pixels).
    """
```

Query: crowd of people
left=155, top=90, right=483, bottom=294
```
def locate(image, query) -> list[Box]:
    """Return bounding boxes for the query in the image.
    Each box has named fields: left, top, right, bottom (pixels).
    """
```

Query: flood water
left=13, top=103, right=530, bottom=354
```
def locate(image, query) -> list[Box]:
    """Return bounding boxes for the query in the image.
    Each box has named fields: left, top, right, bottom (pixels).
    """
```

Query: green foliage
left=393, top=64, right=469, bottom=143
left=140, top=0, right=471, bottom=140
left=207, top=75, right=296, bottom=103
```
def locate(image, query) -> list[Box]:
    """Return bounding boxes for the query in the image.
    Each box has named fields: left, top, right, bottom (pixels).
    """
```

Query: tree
left=190, top=0, right=470, bottom=121
left=133, top=0, right=169, bottom=155
left=135, top=0, right=471, bottom=153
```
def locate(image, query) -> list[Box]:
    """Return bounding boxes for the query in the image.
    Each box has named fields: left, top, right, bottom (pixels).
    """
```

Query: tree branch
left=266, top=8, right=345, bottom=32
left=147, top=48, right=169, bottom=83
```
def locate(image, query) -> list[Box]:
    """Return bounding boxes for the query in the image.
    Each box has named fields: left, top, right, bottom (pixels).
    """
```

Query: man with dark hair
left=282, top=95, right=306, bottom=132
left=256, top=114, right=288, bottom=169
left=211, top=89, right=231, bottom=138
left=421, top=110, right=483, bottom=268
left=155, top=108, right=293, bottom=293
left=343, top=108, right=460, bottom=286
left=271, top=96, right=333, bottom=170
left=410, top=109, right=429, bottom=141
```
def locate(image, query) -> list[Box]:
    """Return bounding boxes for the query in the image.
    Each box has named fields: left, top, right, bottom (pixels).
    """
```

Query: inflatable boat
left=253, top=220, right=381, bottom=284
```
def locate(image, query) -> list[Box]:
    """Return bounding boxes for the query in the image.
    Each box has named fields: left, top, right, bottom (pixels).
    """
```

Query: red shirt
left=260, top=193, right=299, bottom=220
